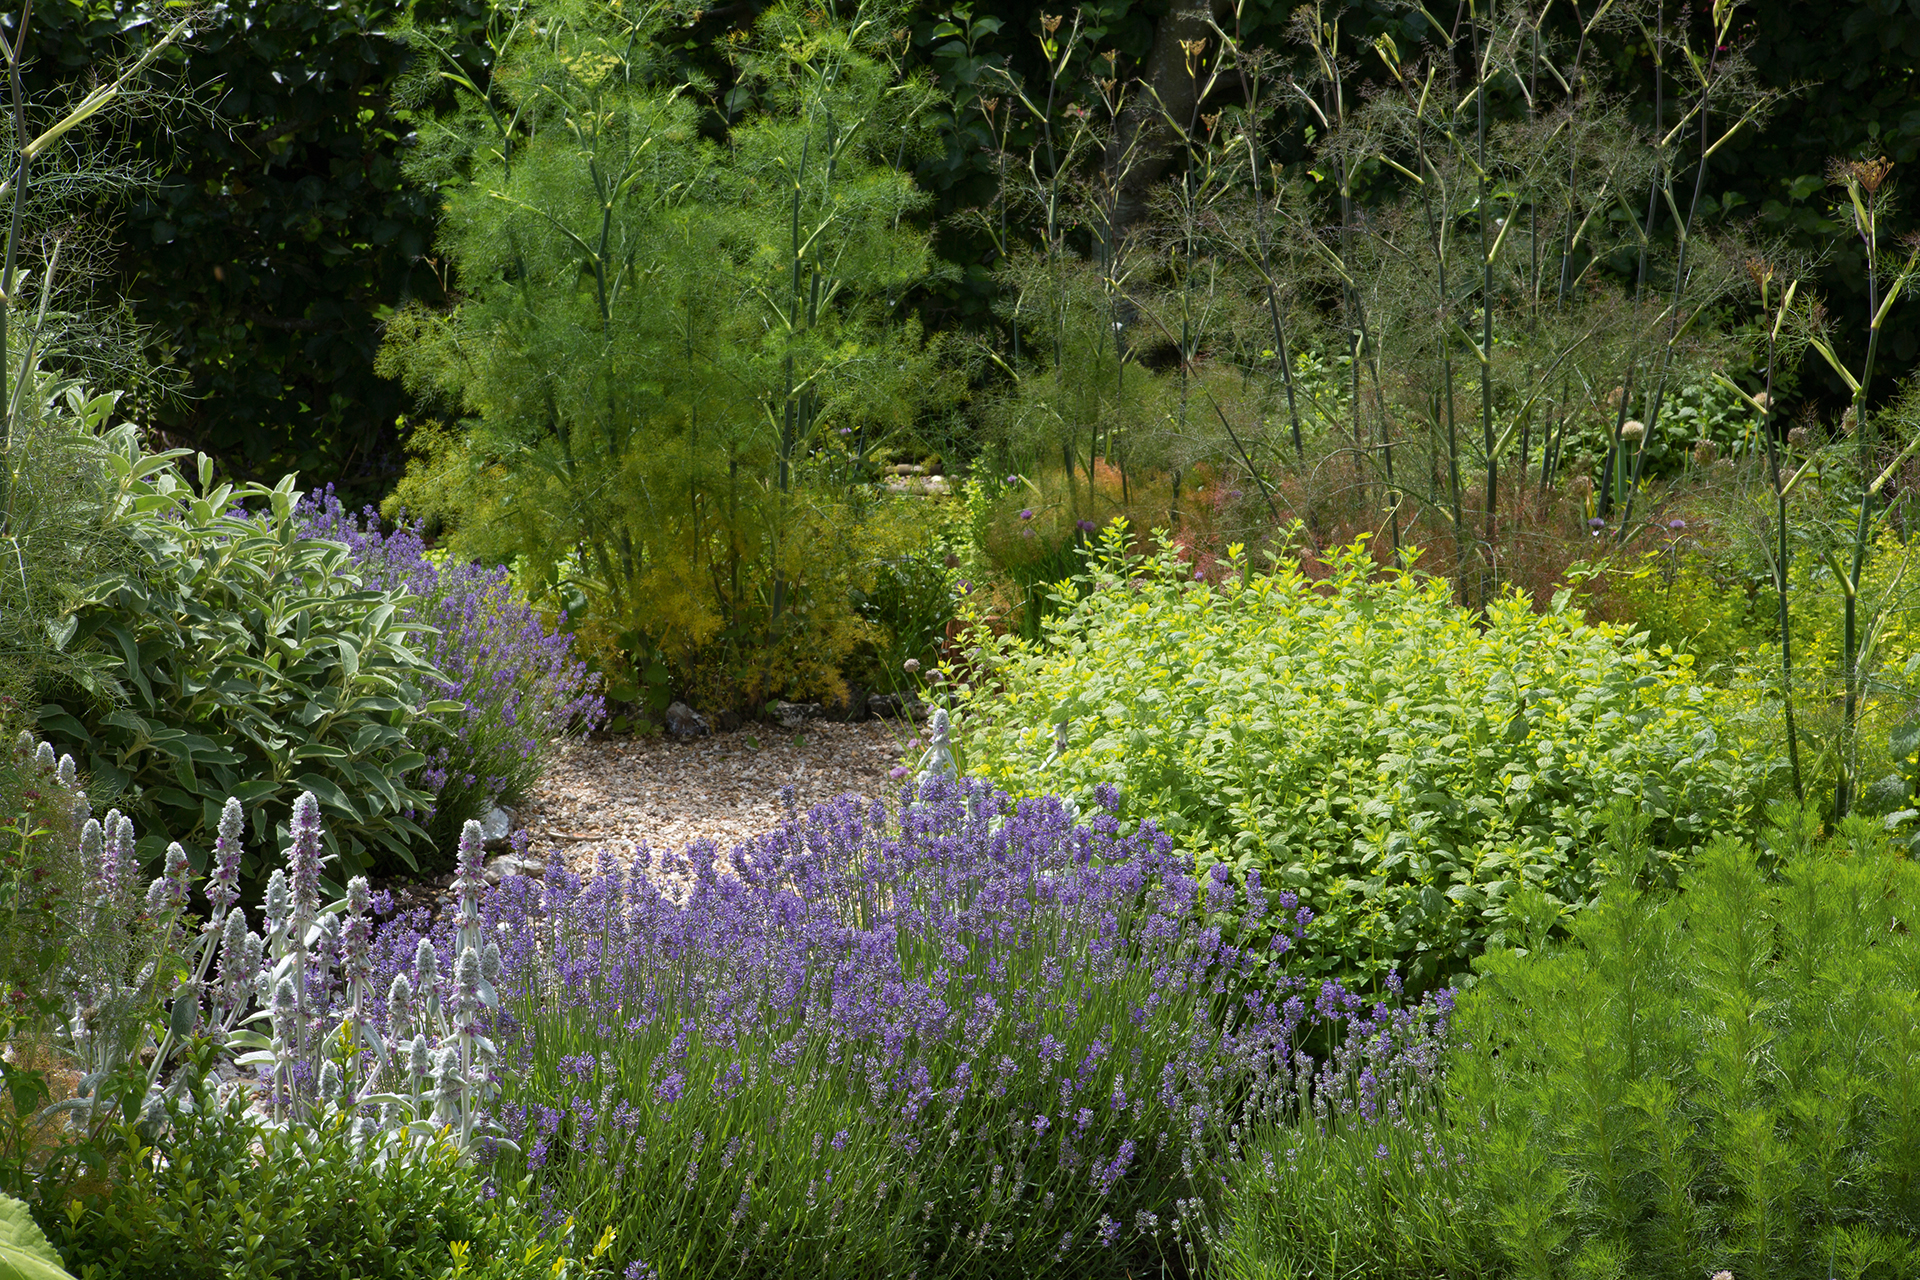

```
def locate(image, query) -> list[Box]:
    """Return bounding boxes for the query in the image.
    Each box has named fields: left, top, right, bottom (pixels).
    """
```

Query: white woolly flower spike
left=54, top=754, right=76, bottom=789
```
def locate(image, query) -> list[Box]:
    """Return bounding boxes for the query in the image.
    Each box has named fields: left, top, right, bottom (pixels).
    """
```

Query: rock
left=867, top=692, right=903, bottom=719
left=479, top=805, right=515, bottom=850
left=664, top=701, right=710, bottom=738
left=483, top=854, right=547, bottom=886
left=772, top=701, right=822, bottom=730
left=824, top=684, right=870, bottom=723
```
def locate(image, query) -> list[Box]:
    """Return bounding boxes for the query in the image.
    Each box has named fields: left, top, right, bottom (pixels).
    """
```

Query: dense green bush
left=1219, top=812, right=1920, bottom=1280
left=36, top=427, right=449, bottom=881
left=947, top=526, right=1777, bottom=985
left=41, top=1079, right=596, bottom=1280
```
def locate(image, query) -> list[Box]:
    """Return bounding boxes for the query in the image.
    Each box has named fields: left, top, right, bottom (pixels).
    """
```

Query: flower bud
left=318, top=1060, right=342, bottom=1103
left=54, top=755, right=76, bottom=789
left=1620, top=419, right=1646, bottom=441
left=388, top=973, right=415, bottom=1041
left=413, top=938, right=439, bottom=990
left=409, top=1034, right=432, bottom=1081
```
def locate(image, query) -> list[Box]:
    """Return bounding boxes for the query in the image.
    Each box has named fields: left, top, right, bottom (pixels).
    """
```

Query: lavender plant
left=451, top=777, right=1451, bottom=1280
left=296, top=489, right=602, bottom=862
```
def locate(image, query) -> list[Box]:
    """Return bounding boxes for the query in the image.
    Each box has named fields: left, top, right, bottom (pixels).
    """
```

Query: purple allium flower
left=1669, top=518, right=1687, bottom=530
left=1077, top=519, right=1096, bottom=533
left=1588, top=517, right=1605, bottom=531
left=1006, top=475, right=1020, bottom=485
left=1019, top=508, right=1034, bottom=520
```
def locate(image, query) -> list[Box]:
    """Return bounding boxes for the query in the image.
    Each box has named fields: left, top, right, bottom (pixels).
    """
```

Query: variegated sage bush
left=945, top=525, right=1778, bottom=987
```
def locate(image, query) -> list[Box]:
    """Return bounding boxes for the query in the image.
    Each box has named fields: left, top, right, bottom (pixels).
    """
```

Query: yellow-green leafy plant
left=943, top=523, right=1776, bottom=986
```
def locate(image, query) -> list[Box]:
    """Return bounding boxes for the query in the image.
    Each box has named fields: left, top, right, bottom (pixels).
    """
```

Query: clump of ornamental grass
left=297, top=488, right=602, bottom=865
left=437, top=777, right=1455, bottom=1280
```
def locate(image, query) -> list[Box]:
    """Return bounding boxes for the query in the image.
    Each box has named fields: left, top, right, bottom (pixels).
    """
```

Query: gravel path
left=518, top=718, right=918, bottom=873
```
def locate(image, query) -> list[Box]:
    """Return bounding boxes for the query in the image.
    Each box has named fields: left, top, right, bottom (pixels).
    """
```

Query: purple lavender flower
left=295, top=491, right=602, bottom=859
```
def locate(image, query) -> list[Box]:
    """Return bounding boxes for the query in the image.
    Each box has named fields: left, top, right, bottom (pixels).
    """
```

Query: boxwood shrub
left=945, top=526, right=1778, bottom=986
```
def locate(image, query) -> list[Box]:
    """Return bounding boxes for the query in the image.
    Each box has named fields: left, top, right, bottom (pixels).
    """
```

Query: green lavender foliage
left=35, top=426, right=450, bottom=881
left=41, top=1077, right=591, bottom=1280
left=948, top=525, right=1774, bottom=986
left=1450, top=811, right=1920, bottom=1279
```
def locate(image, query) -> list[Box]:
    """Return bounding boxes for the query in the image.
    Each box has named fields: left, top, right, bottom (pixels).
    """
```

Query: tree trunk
left=1101, top=0, right=1230, bottom=244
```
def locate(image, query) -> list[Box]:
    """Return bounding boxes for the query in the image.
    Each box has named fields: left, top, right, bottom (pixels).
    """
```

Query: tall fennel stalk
left=1616, top=0, right=1773, bottom=531
left=1809, top=157, right=1920, bottom=817
left=1717, top=265, right=1807, bottom=802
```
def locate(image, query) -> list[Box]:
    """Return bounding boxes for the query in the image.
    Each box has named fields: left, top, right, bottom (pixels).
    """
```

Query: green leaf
left=0, top=1192, right=77, bottom=1279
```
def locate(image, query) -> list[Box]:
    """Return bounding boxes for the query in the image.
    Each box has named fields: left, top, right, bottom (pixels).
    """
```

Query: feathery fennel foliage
left=382, top=0, right=954, bottom=709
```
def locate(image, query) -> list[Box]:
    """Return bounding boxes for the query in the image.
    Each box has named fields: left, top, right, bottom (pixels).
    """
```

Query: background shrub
left=946, top=526, right=1777, bottom=987
left=35, top=429, right=446, bottom=881
left=295, top=490, right=602, bottom=864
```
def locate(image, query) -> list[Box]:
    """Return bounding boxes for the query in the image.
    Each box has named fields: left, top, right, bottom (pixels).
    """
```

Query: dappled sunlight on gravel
left=519, top=719, right=917, bottom=873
